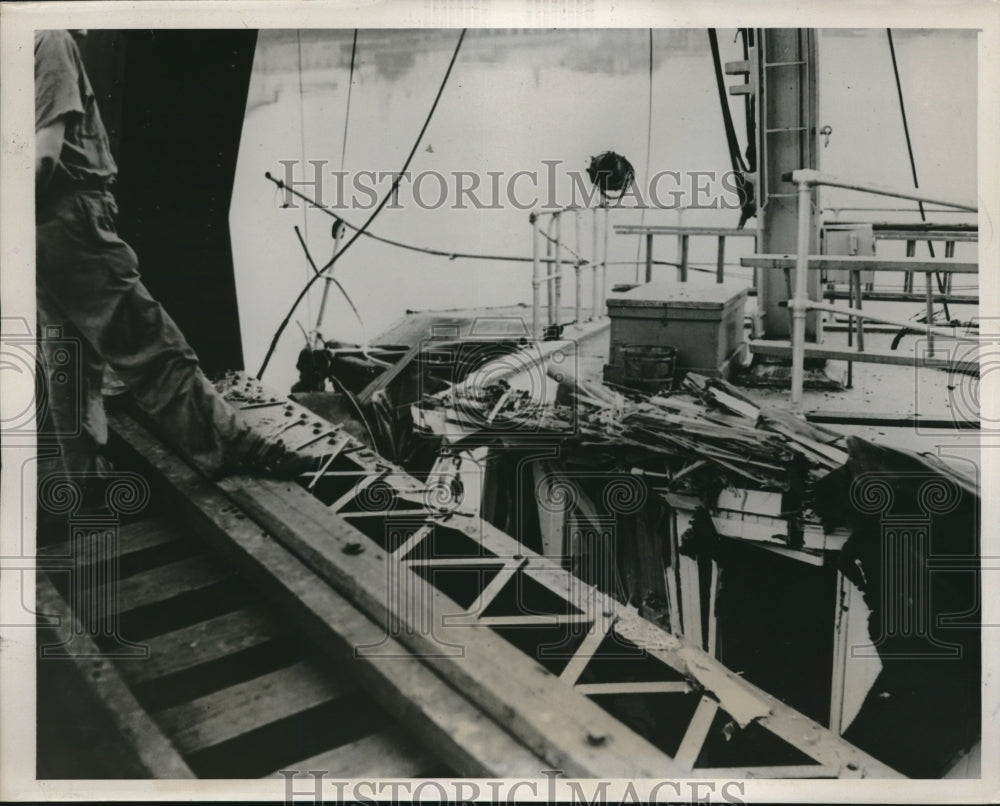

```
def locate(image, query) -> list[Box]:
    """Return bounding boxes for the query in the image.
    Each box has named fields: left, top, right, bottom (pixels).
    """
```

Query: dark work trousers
left=36, top=189, right=239, bottom=479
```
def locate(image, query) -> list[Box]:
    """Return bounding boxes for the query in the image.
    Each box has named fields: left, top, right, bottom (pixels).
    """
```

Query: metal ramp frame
left=111, top=370, right=904, bottom=779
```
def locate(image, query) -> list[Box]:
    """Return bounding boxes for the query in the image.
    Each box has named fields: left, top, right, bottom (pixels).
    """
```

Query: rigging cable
left=296, top=30, right=312, bottom=324
left=886, top=28, right=951, bottom=321
left=707, top=30, right=747, bottom=175
left=740, top=29, right=757, bottom=177
left=265, top=171, right=589, bottom=265
left=310, top=28, right=361, bottom=342
left=634, top=29, right=654, bottom=281
left=257, top=28, right=468, bottom=379
left=708, top=29, right=756, bottom=228
left=340, top=30, right=358, bottom=172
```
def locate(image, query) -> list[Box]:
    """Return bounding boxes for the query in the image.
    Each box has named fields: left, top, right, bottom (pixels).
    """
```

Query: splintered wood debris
left=413, top=370, right=852, bottom=552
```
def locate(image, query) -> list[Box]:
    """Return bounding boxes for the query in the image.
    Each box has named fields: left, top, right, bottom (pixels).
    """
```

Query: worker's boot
left=220, top=426, right=320, bottom=481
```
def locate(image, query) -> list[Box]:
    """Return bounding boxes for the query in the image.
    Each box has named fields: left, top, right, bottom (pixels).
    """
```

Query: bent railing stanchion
left=784, top=168, right=978, bottom=410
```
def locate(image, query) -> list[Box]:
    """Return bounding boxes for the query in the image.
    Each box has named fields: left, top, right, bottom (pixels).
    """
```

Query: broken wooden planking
left=611, top=618, right=902, bottom=777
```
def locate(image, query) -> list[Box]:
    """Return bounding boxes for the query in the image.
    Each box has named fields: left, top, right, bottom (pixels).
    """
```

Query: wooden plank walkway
left=37, top=491, right=439, bottom=779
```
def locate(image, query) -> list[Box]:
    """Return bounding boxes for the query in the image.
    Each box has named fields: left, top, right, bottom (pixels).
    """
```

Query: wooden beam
left=155, top=662, right=355, bottom=754
left=574, top=681, right=691, bottom=696
left=873, top=230, right=977, bottom=242
left=391, top=524, right=432, bottom=558
left=112, top=555, right=228, bottom=613
left=477, top=614, right=592, bottom=627
left=673, top=696, right=719, bottom=770
left=558, top=620, right=611, bottom=685
left=804, top=410, right=979, bottom=430
left=36, top=574, right=195, bottom=778
left=403, top=557, right=511, bottom=568
left=38, top=514, right=184, bottom=563
left=678, top=554, right=704, bottom=649
left=278, top=727, right=433, bottom=779
left=748, top=340, right=979, bottom=374
left=614, top=225, right=758, bottom=237
left=692, top=764, right=839, bottom=778
left=741, top=254, right=977, bottom=273
left=464, top=559, right=525, bottom=616
left=117, top=609, right=280, bottom=685
left=328, top=469, right=388, bottom=514
left=706, top=561, right=719, bottom=658
left=110, top=413, right=548, bottom=778
left=356, top=342, right=421, bottom=406
left=822, top=290, right=977, bottom=305
left=532, top=461, right=567, bottom=557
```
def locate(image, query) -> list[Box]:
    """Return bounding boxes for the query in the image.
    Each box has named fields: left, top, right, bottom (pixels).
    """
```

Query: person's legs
left=37, top=191, right=240, bottom=476
left=36, top=286, right=110, bottom=478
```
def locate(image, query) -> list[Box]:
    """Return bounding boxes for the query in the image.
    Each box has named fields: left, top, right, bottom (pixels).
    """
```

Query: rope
left=265, top=172, right=592, bottom=266
left=886, top=28, right=950, bottom=319
left=293, top=224, right=366, bottom=342
left=340, top=30, right=358, bottom=172
left=295, top=30, right=312, bottom=324
left=634, top=29, right=654, bottom=281
left=707, top=29, right=747, bottom=175
left=256, top=29, right=468, bottom=379
left=740, top=29, right=756, bottom=173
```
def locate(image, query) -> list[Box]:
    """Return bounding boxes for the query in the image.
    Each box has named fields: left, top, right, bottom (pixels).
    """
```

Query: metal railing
left=530, top=206, right=610, bottom=340
left=820, top=221, right=977, bottom=297
left=784, top=169, right=978, bottom=409
left=613, top=224, right=759, bottom=285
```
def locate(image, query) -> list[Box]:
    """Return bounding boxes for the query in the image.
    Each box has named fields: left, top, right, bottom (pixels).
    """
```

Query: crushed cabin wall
left=813, top=438, right=981, bottom=778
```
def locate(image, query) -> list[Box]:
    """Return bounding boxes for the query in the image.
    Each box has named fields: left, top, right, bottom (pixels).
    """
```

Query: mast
left=752, top=29, right=822, bottom=341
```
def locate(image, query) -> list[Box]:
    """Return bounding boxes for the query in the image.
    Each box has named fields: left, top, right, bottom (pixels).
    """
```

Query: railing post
left=790, top=177, right=812, bottom=411
left=574, top=211, right=582, bottom=324
left=592, top=207, right=599, bottom=320
left=546, top=218, right=556, bottom=325
left=925, top=272, right=935, bottom=357
left=554, top=213, right=563, bottom=326
left=945, top=240, right=955, bottom=293
left=904, top=239, right=915, bottom=293
left=602, top=205, right=609, bottom=313
left=679, top=234, right=689, bottom=282
left=645, top=232, right=654, bottom=283
left=716, top=235, right=726, bottom=283
left=531, top=213, right=542, bottom=340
